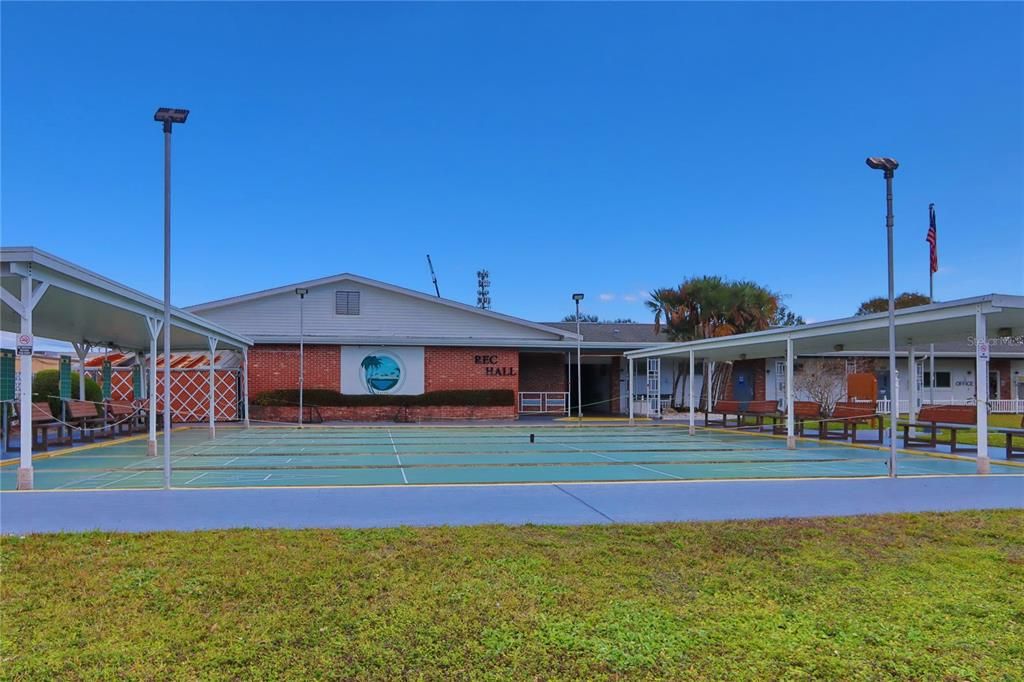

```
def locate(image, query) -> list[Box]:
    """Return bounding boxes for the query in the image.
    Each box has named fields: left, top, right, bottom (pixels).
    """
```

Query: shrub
left=252, top=389, right=514, bottom=408
left=31, top=370, right=103, bottom=417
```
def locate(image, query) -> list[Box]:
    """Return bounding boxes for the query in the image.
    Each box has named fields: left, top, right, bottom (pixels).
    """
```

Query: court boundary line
left=387, top=429, right=408, bottom=484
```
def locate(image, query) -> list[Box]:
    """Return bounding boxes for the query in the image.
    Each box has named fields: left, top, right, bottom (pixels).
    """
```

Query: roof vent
left=613, top=328, right=620, bottom=334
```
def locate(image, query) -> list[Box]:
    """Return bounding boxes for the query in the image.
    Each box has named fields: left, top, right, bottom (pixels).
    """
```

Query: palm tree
left=361, top=356, right=383, bottom=393
left=647, top=277, right=789, bottom=408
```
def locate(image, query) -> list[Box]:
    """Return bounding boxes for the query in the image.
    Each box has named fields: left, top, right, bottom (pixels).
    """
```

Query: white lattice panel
left=108, top=369, right=239, bottom=422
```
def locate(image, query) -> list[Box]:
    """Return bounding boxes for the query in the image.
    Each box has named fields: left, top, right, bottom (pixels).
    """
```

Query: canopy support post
left=208, top=337, right=218, bottom=440
left=566, top=351, right=572, bottom=419
left=688, top=350, right=696, bottom=436
left=145, top=318, right=162, bottom=456
left=908, top=344, right=918, bottom=437
left=242, top=347, right=251, bottom=428
left=627, top=356, right=634, bottom=424
left=71, top=341, right=91, bottom=401
left=928, top=343, right=935, bottom=406
left=16, top=276, right=41, bottom=490
left=976, top=306, right=990, bottom=472
left=786, top=337, right=795, bottom=449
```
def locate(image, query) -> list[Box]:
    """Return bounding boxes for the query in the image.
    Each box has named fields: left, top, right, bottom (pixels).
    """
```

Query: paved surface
left=1, top=475, right=1020, bottom=534
left=5, top=425, right=1019, bottom=490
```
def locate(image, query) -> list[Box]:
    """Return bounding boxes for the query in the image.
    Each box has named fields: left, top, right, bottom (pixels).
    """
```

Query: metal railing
left=873, top=398, right=1024, bottom=414
left=518, top=392, right=569, bottom=415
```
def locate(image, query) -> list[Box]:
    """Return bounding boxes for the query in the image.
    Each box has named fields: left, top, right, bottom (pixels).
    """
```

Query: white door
left=646, top=358, right=661, bottom=418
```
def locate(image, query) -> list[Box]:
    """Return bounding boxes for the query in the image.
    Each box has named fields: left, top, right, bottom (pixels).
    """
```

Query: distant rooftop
left=544, top=322, right=668, bottom=344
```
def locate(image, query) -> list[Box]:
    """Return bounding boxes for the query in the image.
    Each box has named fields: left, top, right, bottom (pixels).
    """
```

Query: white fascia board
left=247, top=335, right=646, bottom=350
left=186, top=272, right=581, bottom=341
left=807, top=350, right=1024, bottom=359
left=623, top=294, right=1010, bottom=361
left=2, top=247, right=252, bottom=349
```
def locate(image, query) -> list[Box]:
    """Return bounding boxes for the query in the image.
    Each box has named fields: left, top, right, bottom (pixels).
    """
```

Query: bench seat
left=820, top=404, right=883, bottom=444
left=900, top=406, right=977, bottom=453
left=992, top=416, right=1024, bottom=459
left=772, top=401, right=821, bottom=436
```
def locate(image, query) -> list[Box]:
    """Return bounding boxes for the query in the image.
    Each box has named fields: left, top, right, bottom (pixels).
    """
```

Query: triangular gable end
left=187, top=274, right=576, bottom=343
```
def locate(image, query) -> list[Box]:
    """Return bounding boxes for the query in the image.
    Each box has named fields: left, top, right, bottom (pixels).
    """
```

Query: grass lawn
left=3, top=512, right=1023, bottom=680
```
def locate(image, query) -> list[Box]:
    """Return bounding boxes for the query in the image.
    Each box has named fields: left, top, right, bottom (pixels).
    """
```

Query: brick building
left=187, top=277, right=1024, bottom=421
left=186, top=273, right=669, bottom=420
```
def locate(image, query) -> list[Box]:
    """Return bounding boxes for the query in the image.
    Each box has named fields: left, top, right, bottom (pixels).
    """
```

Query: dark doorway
left=732, top=366, right=754, bottom=404
left=876, top=372, right=890, bottom=399
left=580, top=363, right=611, bottom=413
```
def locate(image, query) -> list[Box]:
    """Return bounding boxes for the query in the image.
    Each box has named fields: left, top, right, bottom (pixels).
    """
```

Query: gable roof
left=187, top=272, right=580, bottom=341
left=545, top=322, right=668, bottom=344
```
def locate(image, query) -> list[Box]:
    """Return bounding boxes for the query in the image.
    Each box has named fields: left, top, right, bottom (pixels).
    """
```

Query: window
left=335, top=290, right=360, bottom=315
left=923, top=371, right=951, bottom=388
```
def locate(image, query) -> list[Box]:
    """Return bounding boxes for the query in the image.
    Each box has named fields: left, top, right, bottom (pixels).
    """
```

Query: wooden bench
left=773, top=401, right=821, bottom=436
left=107, top=401, right=145, bottom=435
left=742, top=400, right=783, bottom=429
left=65, top=400, right=109, bottom=443
left=901, top=405, right=976, bottom=453
left=5, top=402, right=66, bottom=452
left=992, top=415, right=1024, bottom=460
left=820, top=403, right=883, bottom=443
left=704, top=400, right=743, bottom=427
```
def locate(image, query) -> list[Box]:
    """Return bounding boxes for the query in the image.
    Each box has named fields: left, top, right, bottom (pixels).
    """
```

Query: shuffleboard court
left=2, top=424, right=1020, bottom=491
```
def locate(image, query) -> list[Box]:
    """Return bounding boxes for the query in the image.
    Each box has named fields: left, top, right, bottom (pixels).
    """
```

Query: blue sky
left=3, top=2, right=1022, bottom=328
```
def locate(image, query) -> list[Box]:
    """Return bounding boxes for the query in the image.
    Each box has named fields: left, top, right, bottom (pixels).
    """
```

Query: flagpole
left=928, top=202, right=935, bottom=406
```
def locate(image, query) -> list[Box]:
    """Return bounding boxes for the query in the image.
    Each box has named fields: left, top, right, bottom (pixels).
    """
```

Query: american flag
left=926, top=203, right=938, bottom=274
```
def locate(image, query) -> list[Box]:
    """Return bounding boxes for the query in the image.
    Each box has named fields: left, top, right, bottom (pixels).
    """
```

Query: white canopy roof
left=1, top=247, right=252, bottom=351
left=625, top=294, right=1024, bottom=362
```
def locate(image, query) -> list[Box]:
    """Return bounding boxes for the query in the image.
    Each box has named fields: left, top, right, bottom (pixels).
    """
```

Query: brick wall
left=723, top=359, right=766, bottom=401
left=991, top=359, right=1012, bottom=399
left=518, top=353, right=566, bottom=393
left=248, top=344, right=340, bottom=396
left=424, top=347, right=519, bottom=392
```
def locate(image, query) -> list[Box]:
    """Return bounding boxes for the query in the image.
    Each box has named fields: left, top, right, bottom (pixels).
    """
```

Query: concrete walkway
left=1, top=475, right=1021, bottom=534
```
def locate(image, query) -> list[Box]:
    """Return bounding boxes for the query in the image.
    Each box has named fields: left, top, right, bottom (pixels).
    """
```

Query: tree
left=360, top=356, right=383, bottom=394
left=645, top=277, right=790, bottom=408
left=31, top=370, right=103, bottom=417
left=773, top=303, right=804, bottom=327
left=794, top=359, right=847, bottom=417
left=562, top=313, right=599, bottom=323
left=856, top=292, right=931, bottom=315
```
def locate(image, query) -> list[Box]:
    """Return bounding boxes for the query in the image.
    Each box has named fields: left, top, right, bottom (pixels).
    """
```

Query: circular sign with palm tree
left=360, top=353, right=402, bottom=393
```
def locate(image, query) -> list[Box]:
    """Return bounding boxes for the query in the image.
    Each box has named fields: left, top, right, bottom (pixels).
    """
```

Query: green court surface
left=2, top=424, right=1020, bottom=491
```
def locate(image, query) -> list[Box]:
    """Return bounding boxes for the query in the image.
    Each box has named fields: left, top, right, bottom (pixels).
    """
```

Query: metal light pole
left=866, top=156, right=900, bottom=478
left=154, top=107, right=189, bottom=489
left=572, top=293, right=584, bottom=421
left=295, top=288, right=308, bottom=426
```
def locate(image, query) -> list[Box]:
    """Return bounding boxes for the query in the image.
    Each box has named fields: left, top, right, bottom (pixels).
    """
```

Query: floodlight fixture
left=295, top=287, right=309, bottom=297
left=154, top=107, right=190, bottom=133
left=154, top=107, right=189, bottom=124
left=572, top=293, right=585, bottom=302
left=865, top=157, right=899, bottom=175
